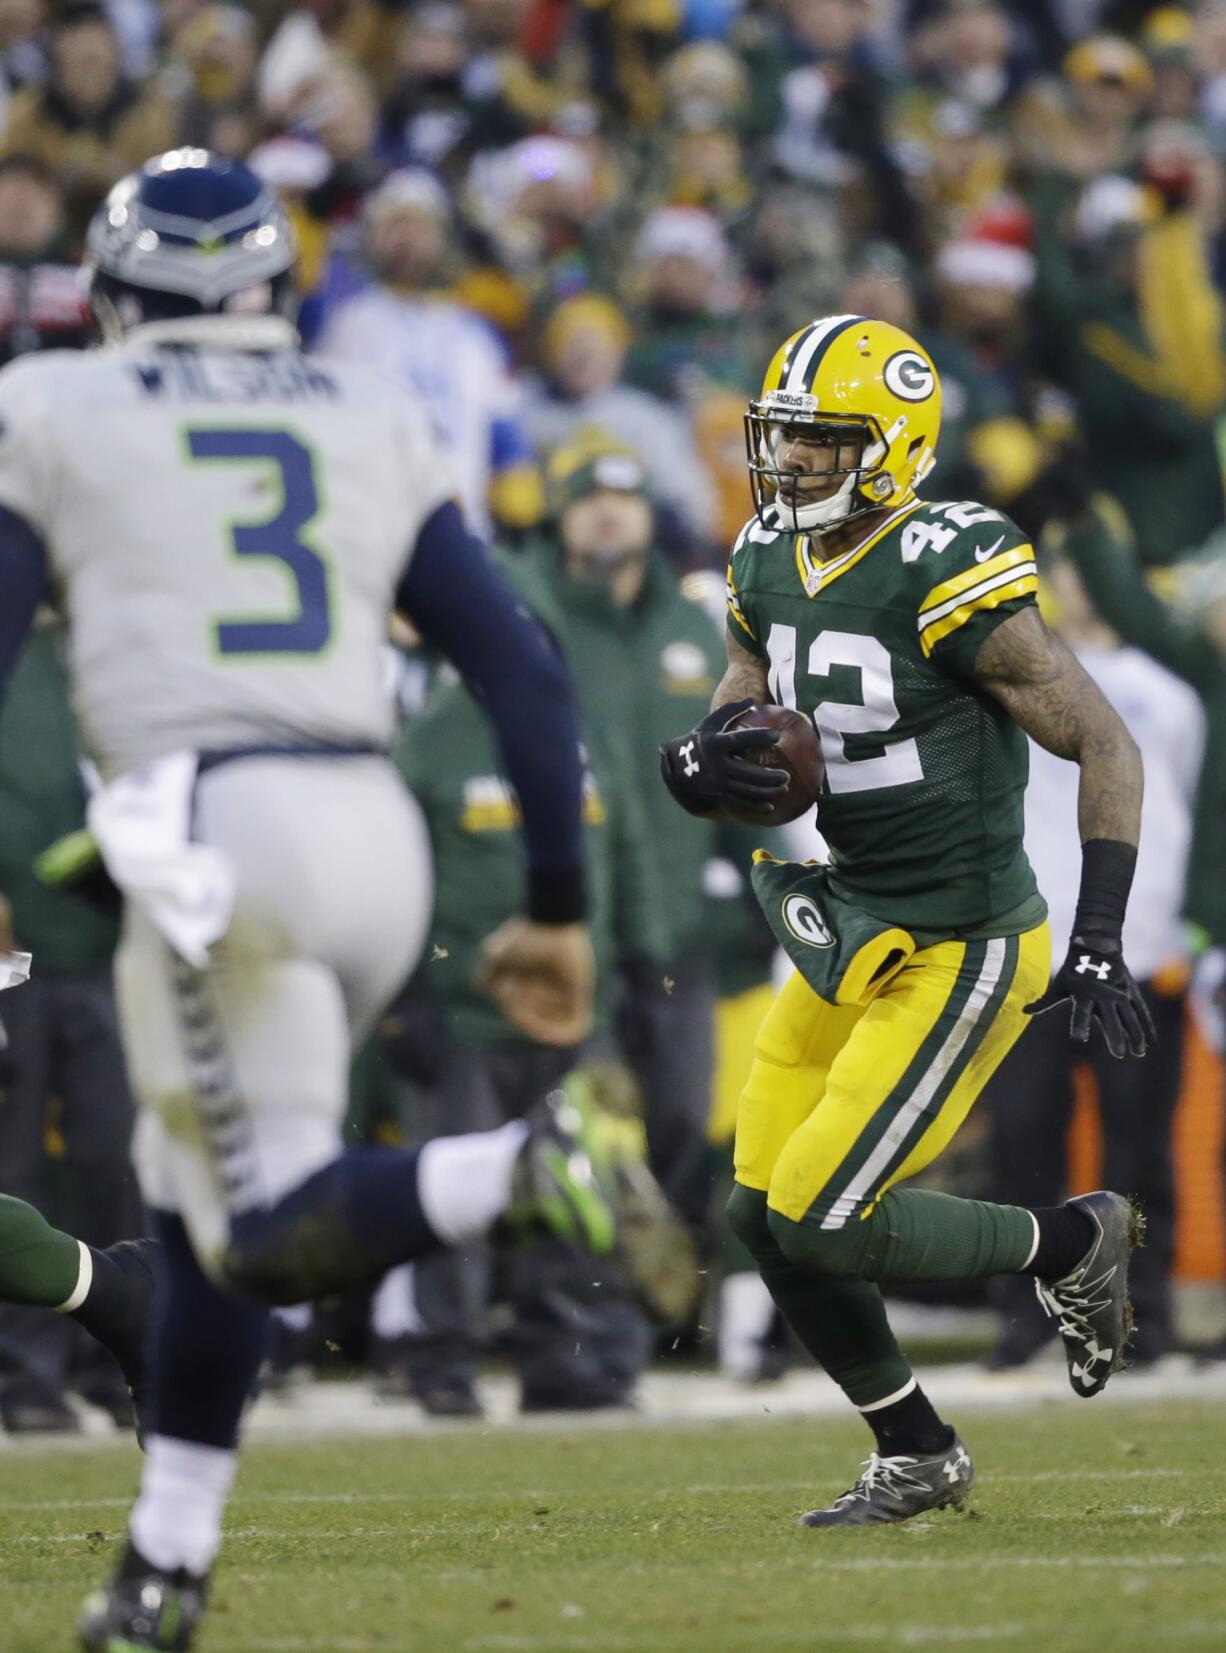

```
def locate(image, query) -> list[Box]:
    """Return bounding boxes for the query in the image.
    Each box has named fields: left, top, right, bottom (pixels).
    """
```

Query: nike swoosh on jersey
left=974, top=535, right=1006, bottom=563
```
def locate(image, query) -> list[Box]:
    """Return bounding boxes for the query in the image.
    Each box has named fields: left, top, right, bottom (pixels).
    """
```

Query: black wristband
left=1071, top=838, right=1137, bottom=942
left=527, top=864, right=587, bottom=926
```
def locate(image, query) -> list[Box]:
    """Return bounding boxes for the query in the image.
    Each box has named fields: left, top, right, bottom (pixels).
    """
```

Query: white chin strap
left=774, top=472, right=860, bottom=532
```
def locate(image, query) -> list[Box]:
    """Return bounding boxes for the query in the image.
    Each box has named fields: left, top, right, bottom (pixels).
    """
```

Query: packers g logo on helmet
left=744, top=316, right=942, bottom=534
left=882, top=350, right=936, bottom=402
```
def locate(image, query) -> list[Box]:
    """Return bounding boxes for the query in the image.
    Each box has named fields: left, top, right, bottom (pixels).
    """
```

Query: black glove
left=1025, top=932, right=1157, bottom=1058
left=659, top=699, right=788, bottom=819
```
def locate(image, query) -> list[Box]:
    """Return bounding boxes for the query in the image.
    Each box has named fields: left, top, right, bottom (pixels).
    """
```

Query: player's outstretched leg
left=1035, top=1190, right=1143, bottom=1397
left=219, top=1088, right=615, bottom=1306
left=0, top=1195, right=156, bottom=1436
left=79, top=1094, right=621, bottom=1653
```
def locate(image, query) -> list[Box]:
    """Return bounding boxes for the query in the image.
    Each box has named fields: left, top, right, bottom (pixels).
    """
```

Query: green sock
left=727, top=1185, right=913, bottom=1408
left=768, top=1186, right=1037, bottom=1283
left=0, top=1193, right=87, bottom=1308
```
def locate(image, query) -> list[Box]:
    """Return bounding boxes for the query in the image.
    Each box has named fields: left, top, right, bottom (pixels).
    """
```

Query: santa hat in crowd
left=935, top=196, right=1035, bottom=293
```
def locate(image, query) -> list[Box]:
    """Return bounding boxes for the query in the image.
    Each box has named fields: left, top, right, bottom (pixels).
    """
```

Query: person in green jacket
left=0, top=621, right=146, bottom=1433
left=1028, top=159, right=1226, bottom=565
left=516, top=441, right=776, bottom=1241
left=382, top=628, right=667, bottom=1416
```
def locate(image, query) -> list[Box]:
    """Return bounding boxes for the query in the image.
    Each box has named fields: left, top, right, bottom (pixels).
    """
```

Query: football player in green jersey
left=661, top=315, right=1154, bottom=1527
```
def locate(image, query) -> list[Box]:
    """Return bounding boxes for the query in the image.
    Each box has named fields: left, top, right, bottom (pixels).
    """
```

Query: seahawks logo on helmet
left=782, top=895, right=835, bottom=949
left=882, top=350, right=936, bottom=402
left=86, top=148, right=297, bottom=341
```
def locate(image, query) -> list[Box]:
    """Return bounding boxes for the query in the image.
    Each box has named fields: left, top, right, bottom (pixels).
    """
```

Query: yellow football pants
left=733, top=924, right=1051, bottom=1230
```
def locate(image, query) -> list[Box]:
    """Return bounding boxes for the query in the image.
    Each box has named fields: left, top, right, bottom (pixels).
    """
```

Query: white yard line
left=0, top=1464, right=1219, bottom=1514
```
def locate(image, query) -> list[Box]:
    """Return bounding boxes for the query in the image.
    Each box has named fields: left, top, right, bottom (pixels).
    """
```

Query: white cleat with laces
left=1034, top=1189, right=1142, bottom=1398
left=797, top=1435, right=975, bottom=1527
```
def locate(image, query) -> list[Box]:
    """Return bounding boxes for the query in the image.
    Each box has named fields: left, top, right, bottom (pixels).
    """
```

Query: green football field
left=1, top=1400, right=1223, bottom=1653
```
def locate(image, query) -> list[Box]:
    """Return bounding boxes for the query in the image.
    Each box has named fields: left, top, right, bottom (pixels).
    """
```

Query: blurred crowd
left=3, top=0, right=1226, bottom=1430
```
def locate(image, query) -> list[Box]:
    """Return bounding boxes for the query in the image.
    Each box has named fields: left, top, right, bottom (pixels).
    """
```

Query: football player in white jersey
left=0, top=148, right=619, bottom=1653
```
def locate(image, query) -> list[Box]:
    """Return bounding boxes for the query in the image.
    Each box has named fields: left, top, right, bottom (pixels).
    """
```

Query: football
left=724, top=703, right=822, bottom=826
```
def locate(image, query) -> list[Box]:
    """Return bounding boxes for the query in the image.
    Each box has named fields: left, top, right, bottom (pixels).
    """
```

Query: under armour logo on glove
left=659, top=700, right=788, bottom=819
left=1026, top=934, right=1156, bottom=1059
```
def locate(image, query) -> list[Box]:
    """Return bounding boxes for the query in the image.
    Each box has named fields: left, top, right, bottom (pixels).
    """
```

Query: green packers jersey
left=726, top=497, right=1047, bottom=936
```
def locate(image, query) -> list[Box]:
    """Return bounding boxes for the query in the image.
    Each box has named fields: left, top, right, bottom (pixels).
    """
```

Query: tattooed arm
left=973, top=605, right=1153, bottom=1057
left=972, top=605, right=1142, bottom=846
left=711, top=629, right=770, bottom=711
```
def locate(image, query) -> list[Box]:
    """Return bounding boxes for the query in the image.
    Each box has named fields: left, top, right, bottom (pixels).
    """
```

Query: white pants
left=118, top=755, right=431, bottom=1274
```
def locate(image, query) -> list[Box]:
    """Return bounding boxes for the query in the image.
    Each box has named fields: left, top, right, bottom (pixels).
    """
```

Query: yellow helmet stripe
left=784, top=314, right=863, bottom=394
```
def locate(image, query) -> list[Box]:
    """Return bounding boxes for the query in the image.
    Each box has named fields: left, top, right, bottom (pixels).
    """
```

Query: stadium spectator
left=386, top=607, right=664, bottom=1415
left=380, top=1, right=472, bottom=179
left=903, top=0, right=1033, bottom=130
left=521, top=293, right=717, bottom=556
left=314, top=166, right=544, bottom=537
left=985, top=550, right=1202, bottom=1370
left=1, top=1, right=175, bottom=235
left=1052, top=485, right=1226, bottom=1360
left=1029, top=153, right=1226, bottom=565
left=160, top=3, right=258, bottom=157
left=0, top=621, right=139, bottom=1433
left=463, top=133, right=608, bottom=322
left=0, top=0, right=46, bottom=135
left=257, top=0, right=403, bottom=121
left=0, top=155, right=89, bottom=363
left=1018, top=35, right=1153, bottom=186
left=522, top=440, right=771, bottom=1242
left=624, top=205, right=752, bottom=403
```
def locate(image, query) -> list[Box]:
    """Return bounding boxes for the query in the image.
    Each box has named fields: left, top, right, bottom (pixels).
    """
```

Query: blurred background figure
left=0, top=619, right=139, bottom=1433
left=986, top=550, right=1202, bottom=1372
left=1029, top=133, right=1226, bottom=565
left=381, top=462, right=665, bottom=1415
left=521, top=293, right=717, bottom=559
left=625, top=204, right=751, bottom=403
left=0, top=154, right=89, bottom=362
left=521, top=442, right=773, bottom=1263
left=1052, top=481, right=1226, bottom=1363
left=0, top=0, right=47, bottom=135
left=313, top=166, right=543, bottom=538
left=160, top=3, right=259, bottom=157
left=1, top=0, right=174, bottom=236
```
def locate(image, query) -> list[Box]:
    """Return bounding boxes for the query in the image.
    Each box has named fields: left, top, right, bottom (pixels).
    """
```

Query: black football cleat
left=1034, top=1190, right=1142, bottom=1398
left=798, top=1435, right=975, bottom=1528
left=78, top=1541, right=207, bottom=1651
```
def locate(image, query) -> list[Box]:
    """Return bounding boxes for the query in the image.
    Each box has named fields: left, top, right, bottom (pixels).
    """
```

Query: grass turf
left=0, top=1400, right=1223, bottom=1653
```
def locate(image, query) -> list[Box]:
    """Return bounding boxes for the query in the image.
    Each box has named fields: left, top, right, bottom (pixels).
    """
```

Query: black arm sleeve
left=0, top=503, right=48, bottom=695
left=395, top=501, right=586, bottom=923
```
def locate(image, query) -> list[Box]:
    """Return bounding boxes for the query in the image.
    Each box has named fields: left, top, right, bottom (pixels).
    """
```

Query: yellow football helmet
left=745, top=314, right=942, bottom=533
